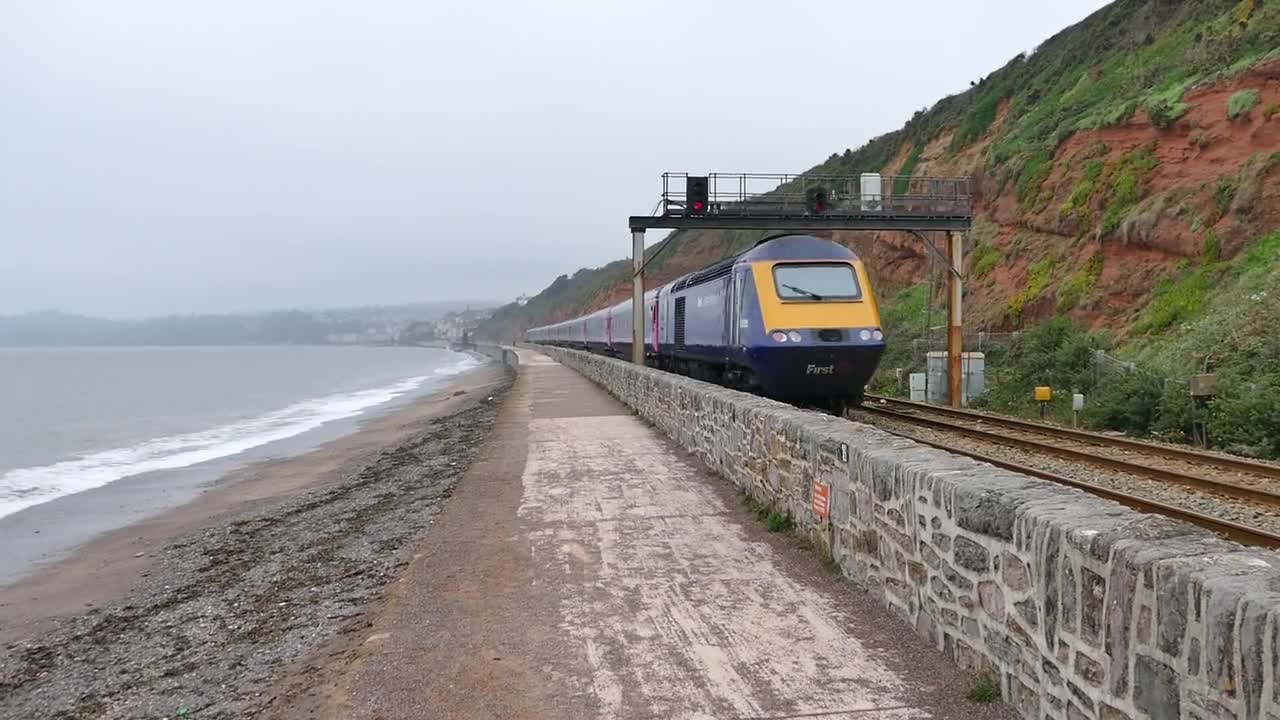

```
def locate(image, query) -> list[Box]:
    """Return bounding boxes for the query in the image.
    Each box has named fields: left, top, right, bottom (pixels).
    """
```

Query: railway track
left=854, top=395, right=1280, bottom=548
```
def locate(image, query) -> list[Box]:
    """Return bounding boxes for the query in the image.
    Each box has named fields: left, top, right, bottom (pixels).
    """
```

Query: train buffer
left=312, top=349, right=1012, bottom=719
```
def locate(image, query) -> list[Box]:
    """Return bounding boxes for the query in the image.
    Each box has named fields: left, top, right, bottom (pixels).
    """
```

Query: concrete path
left=303, top=350, right=1013, bottom=720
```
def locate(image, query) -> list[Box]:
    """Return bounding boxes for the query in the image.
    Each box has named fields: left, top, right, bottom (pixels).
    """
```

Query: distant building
left=515, top=294, right=531, bottom=306
left=433, top=306, right=493, bottom=340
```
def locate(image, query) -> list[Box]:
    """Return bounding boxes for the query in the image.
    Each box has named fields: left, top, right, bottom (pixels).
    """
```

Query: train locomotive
left=525, top=233, right=886, bottom=413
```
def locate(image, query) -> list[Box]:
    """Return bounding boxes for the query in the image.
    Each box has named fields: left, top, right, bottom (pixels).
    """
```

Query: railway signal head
left=687, top=176, right=709, bottom=214
left=805, top=185, right=830, bottom=214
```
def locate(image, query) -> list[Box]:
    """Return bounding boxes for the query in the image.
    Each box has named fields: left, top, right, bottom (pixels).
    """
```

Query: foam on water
left=0, top=354, right=479, bottom=520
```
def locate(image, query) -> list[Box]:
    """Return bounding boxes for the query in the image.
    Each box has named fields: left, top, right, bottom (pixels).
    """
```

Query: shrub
left=1083, top=371, right=1165, bottom=436
left=1056, top=253, right=1104, bottom=312
left=1241, top=229, right=1280, bottom=275
left=869, top=284, right=931, bottom=392
left=1133, top=266, right=1215, bottom=334
left=1236, top=0, right=1257, bottom=25
left=1059, top=159, right=1105, bottom=220
left=765, top=511, right=794, bottom=533
left=1152, top=381, right=1195, bottom=442
left=1017, top=150, right=1054, bottom=211
left=1264, top=104, right=1279, bottom=122
left=1100, top=144, right=1160, bottom=236
left=968, top=677, right=1000, bottom=703
left=1209, top=382, right=1280, bottom=458
left=1008, top=258, right=1054, bottom=322
left=894, top=144, right=924, bottom=195
left=1145, top=98, right=1188, bottom=129
left=1213, top=178, right=1237, bottom=217
left=1227, top=89, right=1260, bottom=119
left=975, top=317, right=1106, bottom=422
left=951, top=88, right=1004, bottom=151
left=1189, top=131, right=1211, bottom=149
left=1202, top=231, right=1222, bottom=264
left=1102, top=171, right=1140, bottom=235
left=970, top=244, right=1002, bottom=279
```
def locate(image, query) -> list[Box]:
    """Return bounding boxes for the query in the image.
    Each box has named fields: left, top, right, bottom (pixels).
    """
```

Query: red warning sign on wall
left=812, top=481, right=830, bottom=522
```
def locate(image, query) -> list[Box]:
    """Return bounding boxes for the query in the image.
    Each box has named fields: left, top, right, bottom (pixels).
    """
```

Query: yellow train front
left=526, top=233, right=886, bottom=414
left=703, top=234, right=885, bottom=412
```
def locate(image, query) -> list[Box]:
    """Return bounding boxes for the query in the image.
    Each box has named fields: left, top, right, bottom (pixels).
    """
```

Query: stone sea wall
left=474, top=344, right=520, bottom=370
left=535, top=345, right=1280, bottom=720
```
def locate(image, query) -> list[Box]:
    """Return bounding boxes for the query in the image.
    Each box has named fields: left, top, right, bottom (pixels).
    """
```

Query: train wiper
left=781, top=284, right=824, bottom=300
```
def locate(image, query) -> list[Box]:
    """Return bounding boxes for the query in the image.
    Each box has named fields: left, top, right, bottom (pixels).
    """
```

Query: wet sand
left=0, top=360, right=511, bottom=719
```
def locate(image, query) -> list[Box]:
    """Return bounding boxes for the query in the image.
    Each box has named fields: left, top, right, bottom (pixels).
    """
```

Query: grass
left=1228, top=89, right=1261, bottom=119
left=743, top=493, right=793, bottom=533
left=962, top=0, right=1280, bottom=206
left=950, top=85, right=1004, bottom=151
left=969, top=243, right=1002, bottom=279
left=764, top=512, right=794, bottom=533
left=1059, top=158, right=1105, bottom=221
left=1100, top=144, right=1160, bottom=236
left=1056, top=252, right=1104, bottom=312
left=1214, top=177, right=1238, bottom=217
left=894, top=144, right=924, bottom=195
left=1145, top=97, right=1189, bottom=128
left=1008, top=257, right=1054, bottom=322
left=868, top=283, right=932, bottom=393
left=1241, top=229, right=1280, bottom=274
left=1016, top=150, right=1053, bottom=211
left=968, top=676, right=1000, bottom=703
left=1202, top=231, right=1222, bottom=264
left=1133, top=265, right=1218, bottom=334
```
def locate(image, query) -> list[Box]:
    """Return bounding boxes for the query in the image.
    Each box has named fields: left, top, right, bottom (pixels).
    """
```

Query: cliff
left=481, top=0, right=1280, bottom=381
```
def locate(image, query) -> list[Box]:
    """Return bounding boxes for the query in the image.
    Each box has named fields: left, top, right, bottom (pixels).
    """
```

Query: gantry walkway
left=309, top=350, right=1013, bottom=720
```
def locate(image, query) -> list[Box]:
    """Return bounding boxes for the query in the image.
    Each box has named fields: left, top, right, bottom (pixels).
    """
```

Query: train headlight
left=858, top=329, right=872, bottom=341
left=872, top=329, right=884, bottom=341
left=787, top=331, right=802, bottom=343
left=771, top=331, right=788, bottom=343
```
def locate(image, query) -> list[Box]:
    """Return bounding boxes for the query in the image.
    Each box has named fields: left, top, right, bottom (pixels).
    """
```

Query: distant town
left=0, top=296, right=532, bottom=347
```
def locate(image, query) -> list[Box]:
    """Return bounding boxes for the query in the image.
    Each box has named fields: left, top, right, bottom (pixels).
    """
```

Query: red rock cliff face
left=479, top=4, right=1280, bottom=347
left=844, top=59, right=1280, bottom=334
left=539, top=60, right=1279, bottom=339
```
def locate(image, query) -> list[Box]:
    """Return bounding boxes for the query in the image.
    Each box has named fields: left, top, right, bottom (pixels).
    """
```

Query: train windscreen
left=772, top=263, right=861, bottom=301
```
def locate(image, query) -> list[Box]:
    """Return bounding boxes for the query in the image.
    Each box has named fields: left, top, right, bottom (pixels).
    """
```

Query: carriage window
left=772, top=263, right=860, bottom=301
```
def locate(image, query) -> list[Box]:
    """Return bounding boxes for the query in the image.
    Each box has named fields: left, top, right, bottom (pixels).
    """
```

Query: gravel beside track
left=850, top=407, right=1280, bottom=543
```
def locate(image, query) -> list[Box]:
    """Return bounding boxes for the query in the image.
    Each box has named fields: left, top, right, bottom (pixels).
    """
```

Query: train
left=525, top=233, right=886, bottom=413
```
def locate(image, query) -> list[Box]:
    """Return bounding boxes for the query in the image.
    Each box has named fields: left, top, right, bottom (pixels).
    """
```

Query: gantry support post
left=947, top=231, right=964, bottom=408
left=631, top=228, right=646, bottom=365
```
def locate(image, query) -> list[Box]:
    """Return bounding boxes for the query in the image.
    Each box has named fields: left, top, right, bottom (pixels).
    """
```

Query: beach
left=0, top=358, right=511, bottom=719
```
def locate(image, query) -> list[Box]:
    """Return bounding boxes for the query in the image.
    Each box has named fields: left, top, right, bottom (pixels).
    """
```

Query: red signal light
left=805, top=186, right=830, bottom=214
left=687, top=176, right=709, bottom=215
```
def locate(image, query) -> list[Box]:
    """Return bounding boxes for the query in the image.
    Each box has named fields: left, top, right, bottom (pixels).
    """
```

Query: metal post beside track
left=628, top=172, right=975, bottom=390
left=948, top=231, right=964, bottom=409
left=631, top=228, right=645, bottom=365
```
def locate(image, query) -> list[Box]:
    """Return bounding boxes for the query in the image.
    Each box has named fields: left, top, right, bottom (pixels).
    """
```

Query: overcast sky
left=1, top=0, right=1111, bottom=318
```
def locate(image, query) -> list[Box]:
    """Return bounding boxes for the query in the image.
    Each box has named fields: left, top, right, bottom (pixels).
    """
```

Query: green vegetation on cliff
left=483, top=0, right=1280, bottom=460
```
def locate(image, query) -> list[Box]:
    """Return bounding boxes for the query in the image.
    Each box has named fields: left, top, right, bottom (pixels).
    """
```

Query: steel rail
left=857, top=405, right=1280, bottom=509
left=866, top=394, right=1280, bottom=480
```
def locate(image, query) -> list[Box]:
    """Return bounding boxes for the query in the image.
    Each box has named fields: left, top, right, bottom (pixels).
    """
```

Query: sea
left=0, top=345, right=478, bottom=520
